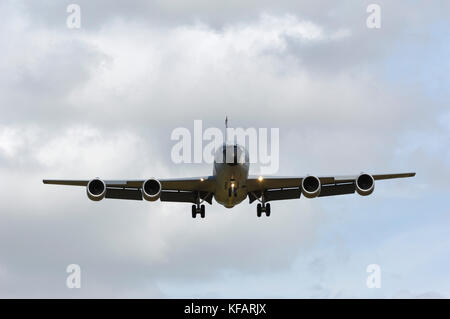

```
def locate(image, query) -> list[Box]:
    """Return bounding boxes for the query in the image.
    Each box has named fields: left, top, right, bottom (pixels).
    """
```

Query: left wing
left=246, top=172, right=415, bottom=203
left=43, top=177, right=215, bottom=204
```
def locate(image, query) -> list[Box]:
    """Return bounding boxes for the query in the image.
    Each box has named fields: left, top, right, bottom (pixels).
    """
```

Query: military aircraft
left=43, top=120, right=415, bottom=218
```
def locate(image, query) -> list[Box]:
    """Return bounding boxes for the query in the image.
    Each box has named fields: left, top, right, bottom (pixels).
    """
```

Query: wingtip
left=404, top=172, right=416, bottom=178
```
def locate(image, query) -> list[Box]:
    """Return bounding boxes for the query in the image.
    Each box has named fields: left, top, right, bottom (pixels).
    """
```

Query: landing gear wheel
left=265, top=203, right=271, bottom=217
left=257, top=203, right=262, bottom=217
left=200, top=205, right=205, bottom=218
left=191, top=205, right=197, bottom=218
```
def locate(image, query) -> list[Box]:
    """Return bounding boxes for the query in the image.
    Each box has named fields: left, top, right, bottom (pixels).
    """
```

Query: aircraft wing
left=246, top=172, right=416, bottom=203
left=43, top=177, right=215, bottom=204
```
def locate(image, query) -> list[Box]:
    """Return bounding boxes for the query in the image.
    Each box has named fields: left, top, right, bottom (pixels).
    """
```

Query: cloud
left=0, top=1, right=449, bottom=298
left=0, top=124, right=323, bottom=297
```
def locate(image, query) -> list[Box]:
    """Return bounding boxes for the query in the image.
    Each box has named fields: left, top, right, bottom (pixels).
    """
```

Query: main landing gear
left=257, top=203, right=271, bottom=217
left=255, top=192, right=271, bottom=217
left=191, top=191, right=207, bottom=219
left=192, top=204, right=205, bottom=218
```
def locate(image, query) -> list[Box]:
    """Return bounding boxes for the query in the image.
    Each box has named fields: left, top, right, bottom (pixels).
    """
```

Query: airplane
left=43, top=119, right=415, bottom=219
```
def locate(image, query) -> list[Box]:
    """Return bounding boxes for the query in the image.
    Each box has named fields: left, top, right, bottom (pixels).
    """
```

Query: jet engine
left=142, top=179, right=162, bottom=201
left=302, top=176, right=321, bottom=198
left=87, top=178, right=106, bottom=201
left=356, top=173, right=375, bottom=196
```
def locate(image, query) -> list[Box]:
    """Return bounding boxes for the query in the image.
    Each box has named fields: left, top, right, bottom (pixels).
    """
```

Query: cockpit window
left=223, top=145, right=238, bottom=166
left=214, top=144, right=247, bottom=164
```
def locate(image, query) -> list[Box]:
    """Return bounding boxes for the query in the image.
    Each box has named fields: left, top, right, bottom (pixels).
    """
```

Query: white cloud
left=0, top=2, right=449, bottom=298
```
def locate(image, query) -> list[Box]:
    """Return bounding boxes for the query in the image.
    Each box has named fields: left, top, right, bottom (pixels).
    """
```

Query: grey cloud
left=0, top=127, right=323, bottom=297
left=20, top=1, right=450, bottom=30
left=0, top=0, right=449, bottom=298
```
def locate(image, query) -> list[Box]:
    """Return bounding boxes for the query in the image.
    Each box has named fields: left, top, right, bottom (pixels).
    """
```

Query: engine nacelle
left=302, top=176, right=321, bottom=198
left=87, top=178, right=106, bottom=201
left=356, top=173, right=375, bottom=196
left=142, top=179, right=162, bottom=201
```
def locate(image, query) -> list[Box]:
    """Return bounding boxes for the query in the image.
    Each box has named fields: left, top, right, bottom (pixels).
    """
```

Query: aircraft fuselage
left=212, top=144, right=249, bottom=208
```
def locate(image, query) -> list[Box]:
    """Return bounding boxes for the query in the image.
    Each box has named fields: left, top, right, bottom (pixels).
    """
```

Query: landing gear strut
left=256, top=193, right=271, bottom=217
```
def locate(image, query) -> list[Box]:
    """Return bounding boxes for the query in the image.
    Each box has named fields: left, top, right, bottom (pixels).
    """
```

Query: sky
left=0, top=0, right=449, bottom=298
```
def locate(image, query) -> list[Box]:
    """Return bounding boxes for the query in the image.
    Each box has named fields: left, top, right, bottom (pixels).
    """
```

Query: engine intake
left=87, top=178, right=106, bottom=201
left=142, top=179, right=162, bottom=201
left=302, top=176, right=321, bottom=198
left=356, top=173, right=375, bottom=196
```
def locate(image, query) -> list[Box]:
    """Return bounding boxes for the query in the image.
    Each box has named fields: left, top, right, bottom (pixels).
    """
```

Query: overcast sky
left=0, top=0, right=449, bottom=298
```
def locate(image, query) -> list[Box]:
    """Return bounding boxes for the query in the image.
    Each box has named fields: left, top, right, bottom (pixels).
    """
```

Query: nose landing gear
left=228, top=182, right=238, bottom=198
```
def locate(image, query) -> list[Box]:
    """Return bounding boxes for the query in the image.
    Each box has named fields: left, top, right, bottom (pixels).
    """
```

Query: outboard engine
left=142, top=179, right=162, bottom=201
left=302, top=176, right=321, bottom=198
left=87, top=178, right=106, bottom=201
left=356, top=173, right=375, bottom=196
